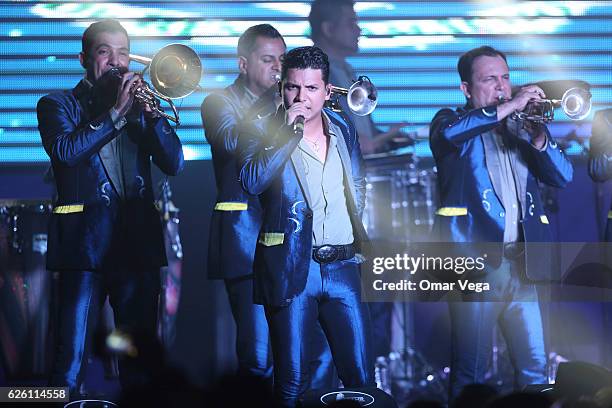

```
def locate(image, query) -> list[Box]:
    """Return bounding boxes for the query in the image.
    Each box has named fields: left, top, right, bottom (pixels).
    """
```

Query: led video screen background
left=1, top=0, right=611, bottom=163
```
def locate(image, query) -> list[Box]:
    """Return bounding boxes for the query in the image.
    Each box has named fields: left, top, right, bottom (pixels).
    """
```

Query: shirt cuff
left=531, top=125, right=549, bottom=151
left=533, top=137, right=548, bottom=151
left=109, top=107, right=127, bottom=130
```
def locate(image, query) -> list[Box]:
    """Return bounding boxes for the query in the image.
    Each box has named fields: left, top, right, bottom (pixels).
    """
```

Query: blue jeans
left=225, top=276, right=338, bottom=388
left=265, top=258, right=374, bottom=407
left=448, top=258, right=547, bottom=400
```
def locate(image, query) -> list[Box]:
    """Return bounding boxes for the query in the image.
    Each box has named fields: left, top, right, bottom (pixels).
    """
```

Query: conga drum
left=0, top=200, right=52, bottom=378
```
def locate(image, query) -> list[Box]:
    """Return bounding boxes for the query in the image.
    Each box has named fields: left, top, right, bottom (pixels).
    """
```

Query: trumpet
left=112, top=44, right=202, bottom=125
left=328, top=76, right=378, bottom=116
left=501, top=86, right=592, bottom=123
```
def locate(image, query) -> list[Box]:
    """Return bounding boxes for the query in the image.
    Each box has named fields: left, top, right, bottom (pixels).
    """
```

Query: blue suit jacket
left=430, top=105, right=573, bottom=280
left=201, top=78, right=277, bottom=280
left=37, top=80, right=184, bottom=272
left=588, top=108, right=612, bottom=241
left=238, top=107, right=368, bottom=306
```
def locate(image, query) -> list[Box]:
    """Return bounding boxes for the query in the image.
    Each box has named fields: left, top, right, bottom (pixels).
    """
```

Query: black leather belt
left=503, top=241, right=525, bottom=260
left=312, top=244, right=355, bottom=264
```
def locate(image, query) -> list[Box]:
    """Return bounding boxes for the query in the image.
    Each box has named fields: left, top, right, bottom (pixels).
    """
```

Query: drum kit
left=0, top=200, right=53, bottom=378
left=363, top=152, right=437, bottom=244
left=157, top=179, right=183, bottom=348
left=330, top=75, right=443, bottom=403
left=361, top=152, right=448, bottom=405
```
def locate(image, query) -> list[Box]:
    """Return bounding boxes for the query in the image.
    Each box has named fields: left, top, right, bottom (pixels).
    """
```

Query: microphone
left=293, top=115, right=305, bottom=137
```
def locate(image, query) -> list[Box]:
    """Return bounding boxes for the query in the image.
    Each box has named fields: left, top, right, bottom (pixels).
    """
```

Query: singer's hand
left=286, top=102, right=308, bottom=127
left=113, top=72, right=140, bottom=117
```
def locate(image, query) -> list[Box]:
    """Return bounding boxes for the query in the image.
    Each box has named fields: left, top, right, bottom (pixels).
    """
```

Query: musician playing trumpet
left=429, top=45, right=573, bottom=400
left=36, top=19, right=183, bottom=400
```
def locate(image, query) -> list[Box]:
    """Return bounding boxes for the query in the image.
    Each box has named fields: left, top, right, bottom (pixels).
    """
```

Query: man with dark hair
left=238, top=46, right=374, bottom=406
left=308, top=0, right=410, bottom=154
left=202, top=25, right=335, bottom=387
left=588, top=109, right=612, bottom=190
left=457, top=45, right=508, bottom=84
left=236, top=23, right=283, bottom=64
left=81, top=18, right=129, bottom=59
left=429, top=45, right=573, bottom=399
left=588, top=109, right=612, bottom=257
left=37, top=19, right=184, bottom=399
left=201, top=22, right=284, bottom=382
left=587, top=108, right=612, bottom=370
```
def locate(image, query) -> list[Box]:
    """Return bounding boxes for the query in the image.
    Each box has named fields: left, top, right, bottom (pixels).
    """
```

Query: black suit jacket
left=201, top=78, right=277, bottom=279
left=430, top=105, right=573, bottom=280
left=588, top=108, right=612, bottom=241
left=37, top=80, right=184, bottom=272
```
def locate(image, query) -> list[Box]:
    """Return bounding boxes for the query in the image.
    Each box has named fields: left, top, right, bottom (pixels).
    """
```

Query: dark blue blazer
left=238, top=107, right=368, bottom=306
left=201, top=78, right=277, bottom=280
left=588, top=108, right=612, bottom=241
left=37, top=80, right=184, bottom=272
left=430, top=105, right=573, bottom=280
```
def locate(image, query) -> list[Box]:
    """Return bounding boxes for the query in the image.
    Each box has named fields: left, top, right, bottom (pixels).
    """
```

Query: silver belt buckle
left=314, top=245, right=339, bottom=263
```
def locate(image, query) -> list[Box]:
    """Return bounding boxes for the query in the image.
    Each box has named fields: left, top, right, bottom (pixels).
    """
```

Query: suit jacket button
left=499, top=211, right=505, bottom=217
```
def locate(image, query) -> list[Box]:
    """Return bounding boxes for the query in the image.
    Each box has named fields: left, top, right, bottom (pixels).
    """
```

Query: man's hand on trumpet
left=113, top=72, right=162, bottom=120
left=500, top=84, right=548, bottom=150
left=496, top=84, right=546, bottom=121
left=133, top=81, right=163, bottom=119
left=112, top=71, right=141, bottom=117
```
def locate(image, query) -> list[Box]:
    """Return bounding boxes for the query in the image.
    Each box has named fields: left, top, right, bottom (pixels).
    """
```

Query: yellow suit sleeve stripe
left=214, top=202, right=248, bottom=211
left=258, top=232, right=284, bottom=246
left=435, top=207, right=468, bottom=216
left=53, top=204, right=84, bottom=214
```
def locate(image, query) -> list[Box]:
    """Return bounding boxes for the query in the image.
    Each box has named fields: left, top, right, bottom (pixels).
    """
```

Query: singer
left=36, top=19, right=183, bottom=400
left=237, top=46, right=374, bottom=407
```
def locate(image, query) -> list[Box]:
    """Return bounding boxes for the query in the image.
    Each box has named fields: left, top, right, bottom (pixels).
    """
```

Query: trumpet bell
left=149, top=44, right=202, bottom=99
left=561, top=87, right=591, bottom=121
left=347, top=77, right=378, bottom=116
left=329, top=76, right=378, bottom=116
left=511, top=83, right=592, bottom=123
